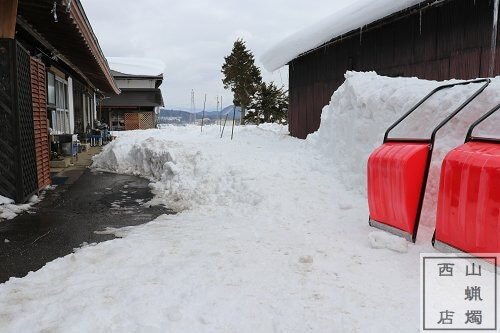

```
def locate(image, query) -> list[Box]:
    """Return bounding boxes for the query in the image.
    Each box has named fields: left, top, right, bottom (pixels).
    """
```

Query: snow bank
left=107, top=57, right=165, bottom=76
left=308, top=71, right=500, bottom=227
left=261, top=0, right=425, bottom=71
left=92, top=126, right=288, bottom=211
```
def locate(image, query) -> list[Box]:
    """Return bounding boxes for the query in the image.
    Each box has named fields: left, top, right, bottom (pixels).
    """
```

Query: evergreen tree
left=221, top=39, right=262, bottom=124
left=245, top=82, right=288, bottom=124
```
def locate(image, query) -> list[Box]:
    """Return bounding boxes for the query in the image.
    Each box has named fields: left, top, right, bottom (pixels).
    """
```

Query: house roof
left=99, top=88, right=164, bottom=108
left=17, top=0, right=120, bottom=94
left=111, top=70, right=163, bottom=80
left=110, top=70, right=164, bottom=89
left=107, top=57, right=166, bottom=76
left=261, top=0, right=429, bottom=72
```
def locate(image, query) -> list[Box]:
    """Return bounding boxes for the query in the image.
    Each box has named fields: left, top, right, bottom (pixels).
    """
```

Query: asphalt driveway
left=0, top=170, right=172, bottom=283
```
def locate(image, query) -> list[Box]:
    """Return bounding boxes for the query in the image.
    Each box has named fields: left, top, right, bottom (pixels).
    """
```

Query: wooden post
left=0, top=0, right=18, bottom=39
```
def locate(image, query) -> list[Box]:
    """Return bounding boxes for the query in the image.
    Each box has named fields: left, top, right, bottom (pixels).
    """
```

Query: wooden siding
left=288, top=0, right=500, bottom=139
left=124, top=113, right=140, bottom=130
left=0, top=0, right=18, bottom=38
left=30, top=56, right=51, bottom=190
left=124, top=112, right=155, bottom=131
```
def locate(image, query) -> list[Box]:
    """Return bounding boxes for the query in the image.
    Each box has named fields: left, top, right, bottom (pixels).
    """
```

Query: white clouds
left=82, top=0, right=349, bottom=108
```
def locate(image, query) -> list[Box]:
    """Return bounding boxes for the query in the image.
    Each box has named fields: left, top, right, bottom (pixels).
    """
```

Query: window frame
left=46, top=71, right=56, bottom=107
left=52, top=76, right=70, bottom=134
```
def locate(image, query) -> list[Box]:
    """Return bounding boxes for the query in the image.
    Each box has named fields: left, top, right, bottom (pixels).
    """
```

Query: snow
left=368, top=231, right=408, bottom=253
left=0, top=186, right=55, bottom=221
left=0, top=72, right=499, bottom=332
left=261, top=0, right=426, bottom=71
left=106, top=57, right=165, bottom=76
left=0, top=194, right=41, bottom=221
left=309, top=72, right=500, bottom=229
left=0, top=195, right=14, bottom=205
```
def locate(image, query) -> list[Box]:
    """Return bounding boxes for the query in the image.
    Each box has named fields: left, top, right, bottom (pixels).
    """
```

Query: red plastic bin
left=435, top=142, right=500, bottom=254
left=368, top=142, right=429, bottom=239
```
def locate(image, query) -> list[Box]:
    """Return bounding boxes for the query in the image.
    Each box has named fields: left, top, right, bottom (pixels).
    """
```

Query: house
left=0, top=0, right=119, bottom=202
left=98, top=57, right=164, bottom=131
left=262, top=0, right=500, bottom=139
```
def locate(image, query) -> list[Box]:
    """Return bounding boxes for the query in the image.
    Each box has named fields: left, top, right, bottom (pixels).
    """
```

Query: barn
left=262, top=0, right=500, bottom=139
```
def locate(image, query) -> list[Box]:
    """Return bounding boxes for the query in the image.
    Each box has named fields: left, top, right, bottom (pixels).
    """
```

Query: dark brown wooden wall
left=288, top=0, right=500, bottom=139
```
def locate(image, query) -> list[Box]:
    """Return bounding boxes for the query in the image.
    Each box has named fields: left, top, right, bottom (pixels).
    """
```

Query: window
left=51, top=77, right=70, bottom=134
left=47, top=72, right=56, bottom=106
left=110, top=112, right=125, bottom=131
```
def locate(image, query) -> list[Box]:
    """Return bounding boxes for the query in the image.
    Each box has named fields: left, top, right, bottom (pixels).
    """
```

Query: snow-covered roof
left=261, top=0, right=426, bottom=72
left=106, top=57, right=166, bottom=76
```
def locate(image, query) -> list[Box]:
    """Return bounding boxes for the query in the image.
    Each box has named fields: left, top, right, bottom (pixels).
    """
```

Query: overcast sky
left=82, top=0, right=348, bottom=110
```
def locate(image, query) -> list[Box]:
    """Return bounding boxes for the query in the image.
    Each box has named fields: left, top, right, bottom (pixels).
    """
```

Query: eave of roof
left=261, top=0, right=439, bottom=71
left=17, top=0, right=120, bottom=95
left=99, top=88, right=164, bottom=108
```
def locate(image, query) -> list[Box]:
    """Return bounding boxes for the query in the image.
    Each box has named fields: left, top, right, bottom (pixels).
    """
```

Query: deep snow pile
left=309, top=71, right=500, bottom=228
left=0, top=72, right=498, bottom=332
left=92, top=126, right=283, bottom=212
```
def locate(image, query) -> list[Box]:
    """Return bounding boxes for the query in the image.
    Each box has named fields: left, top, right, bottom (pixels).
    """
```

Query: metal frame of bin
left=368, top=78, right=491, bottom=243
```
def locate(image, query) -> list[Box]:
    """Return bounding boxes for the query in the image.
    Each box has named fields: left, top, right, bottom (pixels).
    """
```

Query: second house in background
left=98, top=57, right=165, bottom=131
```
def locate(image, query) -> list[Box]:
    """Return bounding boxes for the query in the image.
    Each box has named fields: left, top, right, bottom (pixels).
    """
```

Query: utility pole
left=201, top=94, right=206, bottom=132
left=216, top=96, right=220, bottom=130
left=191, top=89, right=196, bottom=123
left=220, top=96, right=223, bottom=132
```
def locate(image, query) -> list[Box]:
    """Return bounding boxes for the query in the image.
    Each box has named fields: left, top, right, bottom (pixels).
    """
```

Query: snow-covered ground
left=0, top=72, right=498, bottom=332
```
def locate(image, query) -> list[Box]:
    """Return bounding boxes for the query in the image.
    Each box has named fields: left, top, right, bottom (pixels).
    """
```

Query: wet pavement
left=0, top=170, right=172, bottom=283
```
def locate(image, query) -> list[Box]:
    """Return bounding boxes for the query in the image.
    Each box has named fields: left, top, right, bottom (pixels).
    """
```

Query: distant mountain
left=197, top=106, right=241, bottom=120
left=158, top=106, right=241, bottom=125
left=158, top=109, right=193, bottom=124
left=221, top=105, right=242, bottom=118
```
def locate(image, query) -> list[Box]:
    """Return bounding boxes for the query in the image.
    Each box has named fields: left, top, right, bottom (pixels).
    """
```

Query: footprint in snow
left=165, top=306, right=182, bottom=322
left=298, top=255, right=314, bottom=264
